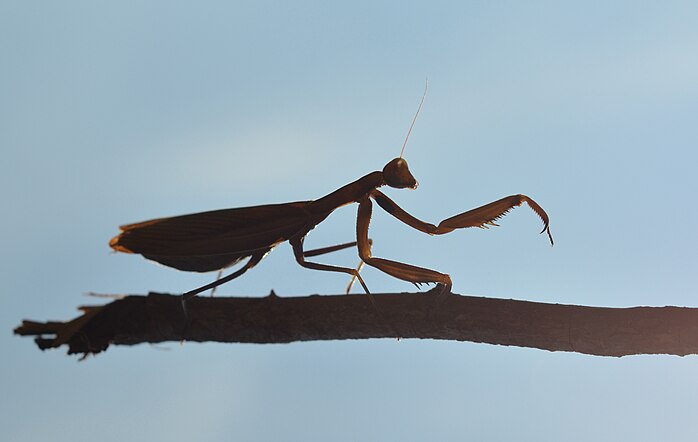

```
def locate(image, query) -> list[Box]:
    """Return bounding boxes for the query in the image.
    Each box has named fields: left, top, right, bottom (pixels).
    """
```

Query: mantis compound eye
left=383, top=158, right=418, bottom=189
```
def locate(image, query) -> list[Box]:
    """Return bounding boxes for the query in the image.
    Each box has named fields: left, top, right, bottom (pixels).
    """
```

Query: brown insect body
left=110, top=157, right=553, bottom=300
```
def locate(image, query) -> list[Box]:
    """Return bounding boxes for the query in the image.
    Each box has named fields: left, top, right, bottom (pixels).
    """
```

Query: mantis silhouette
left=110, top=89, right=553, bottom=304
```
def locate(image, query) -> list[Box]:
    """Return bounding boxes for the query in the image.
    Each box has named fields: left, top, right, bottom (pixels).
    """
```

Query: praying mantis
left=109, top=88, right=553, bottom=304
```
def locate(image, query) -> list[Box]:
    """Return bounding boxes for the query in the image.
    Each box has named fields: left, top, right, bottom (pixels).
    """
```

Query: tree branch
left=14, top=289, right=698, bottom=357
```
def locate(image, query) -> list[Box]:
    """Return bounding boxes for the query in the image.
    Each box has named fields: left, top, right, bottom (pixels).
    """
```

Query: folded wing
left=109, top=201, right=313, bottom=272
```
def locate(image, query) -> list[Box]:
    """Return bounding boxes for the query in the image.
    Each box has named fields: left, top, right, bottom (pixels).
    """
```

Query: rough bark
left=14, top=289, right=698, bottom=357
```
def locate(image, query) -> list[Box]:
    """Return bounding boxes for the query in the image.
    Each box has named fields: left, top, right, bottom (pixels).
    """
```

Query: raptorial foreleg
left=356, top=196, right=452, bottom=293
left=371, top=190, right=553, bottom=244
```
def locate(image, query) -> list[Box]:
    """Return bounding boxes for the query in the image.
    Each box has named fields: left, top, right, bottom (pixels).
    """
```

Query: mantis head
left=383, top=158, right=418, bottom=189
left=381, top=80, right=427, bottom=190
left=384, top=80, right=426, bottom=190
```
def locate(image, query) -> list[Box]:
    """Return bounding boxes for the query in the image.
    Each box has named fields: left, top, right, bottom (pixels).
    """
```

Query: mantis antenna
left=399, top=78, right=428, bottom=159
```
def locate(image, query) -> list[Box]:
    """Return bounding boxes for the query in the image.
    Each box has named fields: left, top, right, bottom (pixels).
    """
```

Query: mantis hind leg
left=208, top=269, right=224, bottom=297
left=357, top=196, right=452, bottom=293
left=182, top=250, right=268, bottom=302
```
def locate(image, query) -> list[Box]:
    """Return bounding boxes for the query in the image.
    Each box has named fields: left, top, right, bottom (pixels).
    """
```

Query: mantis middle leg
left=303, top=240, right=373, bottom=294
left=290, top=235, right=373, bottom=302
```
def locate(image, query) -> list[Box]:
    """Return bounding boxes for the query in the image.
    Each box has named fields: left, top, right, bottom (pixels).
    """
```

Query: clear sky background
left=2, top=1, right=698, bottom=441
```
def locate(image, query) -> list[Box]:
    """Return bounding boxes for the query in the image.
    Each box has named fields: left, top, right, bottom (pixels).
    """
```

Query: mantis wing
left=110, top=201, right=313, bottom=272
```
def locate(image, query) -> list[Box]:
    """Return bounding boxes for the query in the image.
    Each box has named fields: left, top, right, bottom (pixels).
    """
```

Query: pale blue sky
left=3, top=2, right=698, bottom=441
